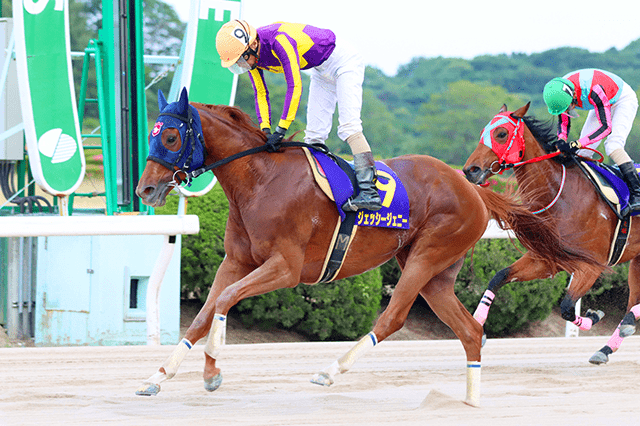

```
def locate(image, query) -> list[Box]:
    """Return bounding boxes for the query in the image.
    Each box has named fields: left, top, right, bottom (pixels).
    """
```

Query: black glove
left=262, top=128, right=271, bottom=135
left=556, top=139, right=581, bottom=154
left=265, top=126, right=286, bottom=151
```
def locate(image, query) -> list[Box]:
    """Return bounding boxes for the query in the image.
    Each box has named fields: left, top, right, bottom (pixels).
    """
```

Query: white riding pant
left=579, top=83, right=638, bottom=158
left=304, top=38, right=365, bottom=144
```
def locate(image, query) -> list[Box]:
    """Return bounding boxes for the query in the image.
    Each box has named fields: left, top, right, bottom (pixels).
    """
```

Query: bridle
left=147, top=106, right=207, bottom=187
left=479, top=113, right=602, bottom=214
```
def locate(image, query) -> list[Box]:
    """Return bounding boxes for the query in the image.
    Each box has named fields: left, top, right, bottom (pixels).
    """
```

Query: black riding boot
left=619, top=161, right=640, bottom=214
left=342, top=152, right=383, bottom=212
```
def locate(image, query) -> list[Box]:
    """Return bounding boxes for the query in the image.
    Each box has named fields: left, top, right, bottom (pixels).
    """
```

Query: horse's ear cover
left=177, top=87, right=189, bottom=112
left=158, top=89, right=168, bottom=111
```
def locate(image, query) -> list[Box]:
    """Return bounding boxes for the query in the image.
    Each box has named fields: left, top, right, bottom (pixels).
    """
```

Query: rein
left=179, top=140, right=332, bottom=182
left=490, top=144, right=604, bottom=215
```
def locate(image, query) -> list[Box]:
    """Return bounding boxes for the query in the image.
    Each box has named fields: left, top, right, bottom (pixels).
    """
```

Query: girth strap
left=317, top=156, right=359, bottom=283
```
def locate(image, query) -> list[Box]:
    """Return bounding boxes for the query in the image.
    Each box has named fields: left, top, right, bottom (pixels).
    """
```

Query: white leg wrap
left=144, top=370, right=168, bottom=386
left=204, top=314, right=227, bottom=359
left=465, top=361, right=481, bottom=407
left=336, top=331, right=378, bottom=374
left=310, top=332, right=378, bottom=387
left=160, top=338, right=193, bottom=380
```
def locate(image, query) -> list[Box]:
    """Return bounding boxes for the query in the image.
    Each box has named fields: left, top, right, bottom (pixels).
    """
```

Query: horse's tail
left=473, top=185, right=603, bottom=273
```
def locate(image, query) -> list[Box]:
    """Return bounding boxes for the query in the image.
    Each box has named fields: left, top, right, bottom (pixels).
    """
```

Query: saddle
left=301, top=147, right=410, bottom=282
left=581, top=161, right=639, bottom=265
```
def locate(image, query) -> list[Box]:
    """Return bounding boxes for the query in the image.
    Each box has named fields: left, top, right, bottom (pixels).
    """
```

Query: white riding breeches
left=304, top=37, right=365, bottom=144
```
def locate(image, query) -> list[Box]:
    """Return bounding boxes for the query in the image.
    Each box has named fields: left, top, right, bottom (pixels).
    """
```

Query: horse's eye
left=167, top=135, right=177, bottom=144
left=497, top=131, right=508, bottom=139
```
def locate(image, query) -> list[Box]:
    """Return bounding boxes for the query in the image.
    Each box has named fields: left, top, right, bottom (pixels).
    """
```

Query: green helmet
left=543, top=77, right=575, bottom=115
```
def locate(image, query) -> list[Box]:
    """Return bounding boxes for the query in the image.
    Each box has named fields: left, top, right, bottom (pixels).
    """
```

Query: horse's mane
left=199, top=103, right=268, bottom=141
left=522, top=115, right=573, bottom=165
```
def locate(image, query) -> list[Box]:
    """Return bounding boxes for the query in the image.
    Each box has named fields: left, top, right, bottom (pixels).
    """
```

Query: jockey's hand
left=266, top=126, right=286, bottom=151
left=262, top=128, right=271, bottom=135
left=556, top=139, right=581, bottom=154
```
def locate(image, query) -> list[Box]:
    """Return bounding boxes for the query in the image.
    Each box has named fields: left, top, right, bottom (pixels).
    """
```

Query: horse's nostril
left=136, top=184, right=155, bottom=198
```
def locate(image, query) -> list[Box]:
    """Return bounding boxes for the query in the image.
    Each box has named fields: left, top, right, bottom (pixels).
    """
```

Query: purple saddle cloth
left=310, top=150, right=410, bottom=229
left=584, top=162, right=640, bottom=216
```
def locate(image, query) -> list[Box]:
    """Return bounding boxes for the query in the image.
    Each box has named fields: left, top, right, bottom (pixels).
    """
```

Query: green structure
left=169, top=0, right=242, bottom=197
left=1, top=0, right=241, bottom=345
left=76, top=0, right=150, bottom=215
left=13, top=0, right=85, bottom=198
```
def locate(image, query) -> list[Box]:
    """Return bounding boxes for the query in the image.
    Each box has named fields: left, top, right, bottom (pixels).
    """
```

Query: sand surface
left=2, top=336, right=640, bottom=425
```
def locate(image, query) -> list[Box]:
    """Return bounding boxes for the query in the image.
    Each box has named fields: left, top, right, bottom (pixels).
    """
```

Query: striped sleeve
left=272, top=34, right=303, bottom=130
left=249, top=68, right=271, bottom=130
left=578, top=85, right=612, bottom=147
left=557, top=114, right=570, bottom=141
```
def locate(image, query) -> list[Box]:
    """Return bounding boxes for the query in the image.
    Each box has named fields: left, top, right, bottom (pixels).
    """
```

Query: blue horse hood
left=147, top=88, right=206, bottom=172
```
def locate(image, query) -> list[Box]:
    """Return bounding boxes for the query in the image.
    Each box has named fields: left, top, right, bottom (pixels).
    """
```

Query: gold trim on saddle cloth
left=581, top=164, right=630, bottom=265
left=582, top=165, right=621, bottom=206
left=302, top=147, right=359, bottom=283
left=302, top=147, right=334, bottom=201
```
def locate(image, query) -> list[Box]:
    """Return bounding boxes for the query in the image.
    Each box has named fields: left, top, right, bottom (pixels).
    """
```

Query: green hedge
left=236, top=270, right=382, bottom=341
left=380, top=239, right=569, bottom=336
left=455, top=239, right=569, bottom=336
left=155, top=187, right=382, bottom=340
left=157, top=186, right=629, bottom=339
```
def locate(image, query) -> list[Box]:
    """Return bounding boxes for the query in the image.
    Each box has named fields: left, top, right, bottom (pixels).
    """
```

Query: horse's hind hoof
left=310, top=371, right=334, bottom=387
left=589, top=351, right=609, bottom=365
left=204, top=373, right=223, bottom=392
left=585, top=309, right=605, bottom=325
left=135, top=383, right=161, bottom=396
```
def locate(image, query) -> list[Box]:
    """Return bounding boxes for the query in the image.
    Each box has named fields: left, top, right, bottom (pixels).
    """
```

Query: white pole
left=565, top=274, right=580, bottom=338
left=146, top=234, right=177, bottom=345
left=146, top=194, right=188, bottom=345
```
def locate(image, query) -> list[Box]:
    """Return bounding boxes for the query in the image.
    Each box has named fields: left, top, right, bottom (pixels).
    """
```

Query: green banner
left=170, top=0, right=242, bottom=197
left=13, top=0, right=85, bottom=195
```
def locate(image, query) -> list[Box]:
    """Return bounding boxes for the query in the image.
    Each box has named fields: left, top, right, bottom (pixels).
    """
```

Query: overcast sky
left=161, top=0, right=640, bottom=76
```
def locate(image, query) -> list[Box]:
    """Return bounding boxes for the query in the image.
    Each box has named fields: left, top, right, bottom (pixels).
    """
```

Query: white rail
left=482, top=219, right=515, bottom=239
left=0, top=214, right=199, bottom=237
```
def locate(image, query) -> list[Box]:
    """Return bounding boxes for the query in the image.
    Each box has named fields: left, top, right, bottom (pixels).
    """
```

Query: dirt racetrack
left=2, top=336, right=640, bottom=425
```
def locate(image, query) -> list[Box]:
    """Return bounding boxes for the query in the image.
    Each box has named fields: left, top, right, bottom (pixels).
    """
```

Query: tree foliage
left=37, top=1, right=640, bottom=167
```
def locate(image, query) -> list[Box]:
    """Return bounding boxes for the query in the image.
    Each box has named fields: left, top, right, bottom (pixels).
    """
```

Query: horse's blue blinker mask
left=147, top=88, right=207, bottom=184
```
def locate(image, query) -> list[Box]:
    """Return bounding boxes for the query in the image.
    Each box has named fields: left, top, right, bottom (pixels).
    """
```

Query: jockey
left=543, top=69, right=640, bottom=213
left=215, top=20, right=382, bottom=212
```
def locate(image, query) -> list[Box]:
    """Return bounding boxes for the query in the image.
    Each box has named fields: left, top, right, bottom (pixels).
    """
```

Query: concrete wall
left=34, top=234, right=181, bottom=346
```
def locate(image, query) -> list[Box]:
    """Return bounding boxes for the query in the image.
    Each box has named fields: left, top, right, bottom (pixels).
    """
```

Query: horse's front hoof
left=310, top=371, right=334, bottom=387
left=619, top=324, right=636, bottom=338
left=589, top=351, right=609, bottom=365
left=619, top=312, right=637, bottom=338
left=204, top=373, right=223, bottom=392
left=135, top=383, right=161, bottom=396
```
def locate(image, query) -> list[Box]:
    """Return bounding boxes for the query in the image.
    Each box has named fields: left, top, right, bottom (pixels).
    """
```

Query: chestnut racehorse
left=463, top=103, right=640, bottom=364
left=134, top=89, right=590, bottom=406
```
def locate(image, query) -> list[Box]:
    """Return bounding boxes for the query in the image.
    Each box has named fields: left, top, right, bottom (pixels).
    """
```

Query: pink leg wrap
left=630, top=304, right=640, bottom=320
left=473, top=290, right=495, bottom=325
left=572, top=316, right=593, bottom=331
left=607, top=327, right=624, bottom=351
